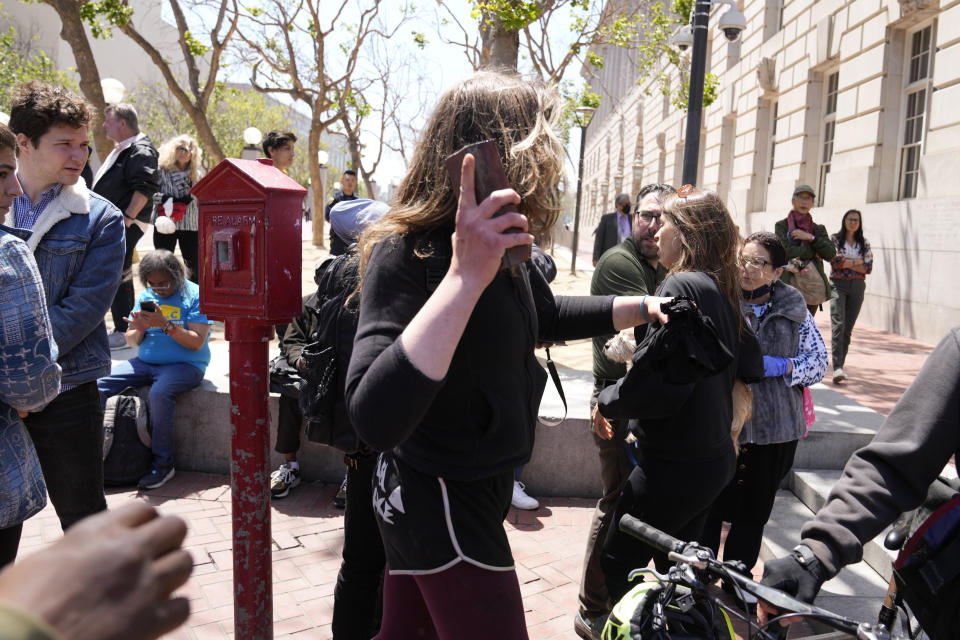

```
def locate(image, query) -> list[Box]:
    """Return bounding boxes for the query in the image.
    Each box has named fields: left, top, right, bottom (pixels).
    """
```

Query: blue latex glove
left=763, top=355, right=790, bottom=378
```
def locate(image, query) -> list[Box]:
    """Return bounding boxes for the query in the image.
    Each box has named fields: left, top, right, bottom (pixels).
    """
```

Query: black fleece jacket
left=346, top=230, right=615, bottom=481
left=801, top=326, right=960, bottom=577
left=93, top=135, right=159, bottom=220
left=599, top=271, right=764, bottom=461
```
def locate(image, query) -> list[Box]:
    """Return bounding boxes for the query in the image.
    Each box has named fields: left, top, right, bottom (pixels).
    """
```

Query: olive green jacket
left=774, top=217, right=837, bottom=301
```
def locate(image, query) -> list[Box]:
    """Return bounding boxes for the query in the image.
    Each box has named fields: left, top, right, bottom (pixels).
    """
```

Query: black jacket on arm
left=93, top=135, right=159, bottom=220
left=599, top=271, right=764, bottom=461
left=346, top=229, right=615, bottom=481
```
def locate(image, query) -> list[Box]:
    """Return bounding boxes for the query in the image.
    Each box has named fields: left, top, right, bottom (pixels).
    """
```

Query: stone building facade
left=579, top=0, right=960, bottom=344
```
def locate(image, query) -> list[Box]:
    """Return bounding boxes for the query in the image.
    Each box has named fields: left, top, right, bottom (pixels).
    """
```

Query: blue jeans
left=98, top=358, right=205, bottom=468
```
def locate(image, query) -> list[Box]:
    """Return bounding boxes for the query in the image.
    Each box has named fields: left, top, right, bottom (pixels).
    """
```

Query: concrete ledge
left=157, top=342, right=605, bottom=498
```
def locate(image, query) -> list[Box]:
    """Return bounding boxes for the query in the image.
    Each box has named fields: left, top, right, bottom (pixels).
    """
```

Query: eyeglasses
left=176, top=146, right=190, bottom=153
left=636, top=211, right=662, bottom=224
left=739, top=256, right=771, bottom=272
left=677, top=184, right=695, bottom=198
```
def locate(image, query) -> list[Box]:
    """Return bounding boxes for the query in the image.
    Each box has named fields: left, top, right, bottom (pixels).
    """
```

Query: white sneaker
left=511, top=481, right=539, bottom=510
left=108, top=330, right=128, bottom=350
left=833, top=367, right=848, bottom=383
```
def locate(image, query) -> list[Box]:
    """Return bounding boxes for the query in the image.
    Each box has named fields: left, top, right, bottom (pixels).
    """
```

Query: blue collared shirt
left=13, top=183, right=63, bottom=230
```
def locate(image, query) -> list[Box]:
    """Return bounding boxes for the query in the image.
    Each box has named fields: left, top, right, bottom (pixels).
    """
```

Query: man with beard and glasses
left=575, top=183, right=675, bottom=639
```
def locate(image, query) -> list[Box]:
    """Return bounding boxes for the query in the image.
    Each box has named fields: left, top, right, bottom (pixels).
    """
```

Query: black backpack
left=102, top=387, right=153, bottom=486
left=298, top=252, right=362, bottom=454
left=893, top=490, right=960, bottom=639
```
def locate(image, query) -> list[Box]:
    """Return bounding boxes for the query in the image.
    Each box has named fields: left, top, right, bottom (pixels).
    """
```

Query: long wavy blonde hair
left=157, top=134, right=202, bottom=184
left=356, top=71, right=565, bottom=280
left=661, top=188, right=743, bottom=323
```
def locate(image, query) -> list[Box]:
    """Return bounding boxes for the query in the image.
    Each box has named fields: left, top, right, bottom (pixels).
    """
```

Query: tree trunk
left=308, top=113, right=325, bottom=247
left=478, top=11, right=519, bottom=70
left=188, top=104, right=226, bottom=163
left=46, top=0, right=113, bottom=162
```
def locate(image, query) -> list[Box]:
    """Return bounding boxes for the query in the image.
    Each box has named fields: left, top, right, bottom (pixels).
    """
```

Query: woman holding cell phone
left=97, top=249, right=212, bottom=490
left=345, top=71, right=672, bottom=639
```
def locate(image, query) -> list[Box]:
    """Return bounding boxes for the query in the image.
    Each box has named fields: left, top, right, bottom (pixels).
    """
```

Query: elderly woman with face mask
left=700, top=231, right=827, bottom=580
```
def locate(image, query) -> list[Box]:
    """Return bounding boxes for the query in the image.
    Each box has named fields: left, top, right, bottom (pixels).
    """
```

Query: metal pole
left=682, top=0, right=711, bottom=186
left=569, top=123, right=588, bottom=275
left=226, top=319, right=274, bottom=640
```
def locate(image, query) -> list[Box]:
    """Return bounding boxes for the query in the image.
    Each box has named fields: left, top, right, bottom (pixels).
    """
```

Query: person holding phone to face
left=97, top=249, right=212, bottom=490
left=345, top=71, right=673, bottom=639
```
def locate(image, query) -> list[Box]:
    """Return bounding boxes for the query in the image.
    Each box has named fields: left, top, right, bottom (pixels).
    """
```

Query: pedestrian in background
left=775, top=185, right=836, bottom=316
left=152, top=135, right=202, bottom=283
left=829, top=209, right=872, bottom=383
left=592, top=193, right=632, bottom=267
left=92, top=103, right=160, bottom=349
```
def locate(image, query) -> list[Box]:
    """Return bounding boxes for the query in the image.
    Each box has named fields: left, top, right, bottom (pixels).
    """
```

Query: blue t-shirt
left=134, top=281, right=212, bottom=371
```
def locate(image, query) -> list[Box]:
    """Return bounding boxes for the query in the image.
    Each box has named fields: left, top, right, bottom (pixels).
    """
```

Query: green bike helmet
left=602, top=580, right=736, bottom=640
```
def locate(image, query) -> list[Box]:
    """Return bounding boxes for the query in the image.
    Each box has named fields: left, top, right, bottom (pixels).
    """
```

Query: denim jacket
left=0, top=229, right=61, bottom=527
left=3, top=180, right=125, bottom=385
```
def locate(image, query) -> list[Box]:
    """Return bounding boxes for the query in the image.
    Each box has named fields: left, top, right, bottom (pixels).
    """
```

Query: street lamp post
left=241, top=127, right=262, bottom=160
left=570, top=105, right=596, bottom=275
left=313, top=150, right=329, bottom=247
left=100, top=78, right=126, bottom=105
left=676, top=0, right=746, bottom=186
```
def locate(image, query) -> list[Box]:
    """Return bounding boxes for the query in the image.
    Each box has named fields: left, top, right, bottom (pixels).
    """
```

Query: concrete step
left=761, top=490, right=891, bottom=626
left=788, top=470, right=899, bottom=582
left=794, top=383, right=884, bottom=470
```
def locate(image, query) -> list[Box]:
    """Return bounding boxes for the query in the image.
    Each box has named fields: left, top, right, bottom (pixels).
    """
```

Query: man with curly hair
left=6, top=82, right=125, bottom=557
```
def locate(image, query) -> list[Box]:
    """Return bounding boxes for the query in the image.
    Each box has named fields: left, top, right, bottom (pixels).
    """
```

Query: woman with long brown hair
left=345, top=71, right=671, bottom=639
left=596, top=187, right=763, bottom=610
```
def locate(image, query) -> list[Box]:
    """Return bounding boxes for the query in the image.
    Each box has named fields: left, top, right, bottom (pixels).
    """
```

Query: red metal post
left=226, top=318, right=275, bottom=640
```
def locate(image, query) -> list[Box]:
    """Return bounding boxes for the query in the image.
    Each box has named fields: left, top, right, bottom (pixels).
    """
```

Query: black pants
left=24, top=382, right=107, bottom=533
left=601, top=444, right=735, bottom=605
left=0, top=524, right=23, bottom=570
left=579, top=380, right=634, bottom=618
left=333, top=451, right=385, bottom=639
left=153, top=228, right=199, bottom=283
left=701, top=439, right=799, bottom=571
left=275, top=394, right=303, bottom=455
left=111, top=224, right=145, bottom=332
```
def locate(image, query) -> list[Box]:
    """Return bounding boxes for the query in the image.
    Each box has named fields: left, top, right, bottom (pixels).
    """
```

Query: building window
left=763, top=0, right=784, bottom=41
left=818, top=71, right=839, bottom=205
left=899, top=24, right=934, bottom=199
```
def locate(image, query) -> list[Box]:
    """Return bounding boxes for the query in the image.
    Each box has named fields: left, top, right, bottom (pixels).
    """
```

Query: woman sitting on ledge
left=98, top=249, right=212, bottom=490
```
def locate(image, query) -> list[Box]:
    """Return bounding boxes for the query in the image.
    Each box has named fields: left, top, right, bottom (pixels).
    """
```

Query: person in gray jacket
left=701, top=231, right=826, bottom=576
left=760, top=325, right=960, bottom=633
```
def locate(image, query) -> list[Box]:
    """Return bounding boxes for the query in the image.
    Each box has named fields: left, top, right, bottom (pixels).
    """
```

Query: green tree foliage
left=632, top=1, right=717, bottom=111
left=0, top=26, right=76, bottom=112
left=130, top=82, right=309, bottom=181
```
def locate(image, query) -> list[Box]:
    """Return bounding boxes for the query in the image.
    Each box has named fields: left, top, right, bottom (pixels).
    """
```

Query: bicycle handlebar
left=619, top=514, right=686, bottom=555
left=618, top=515, right=898, bottom=639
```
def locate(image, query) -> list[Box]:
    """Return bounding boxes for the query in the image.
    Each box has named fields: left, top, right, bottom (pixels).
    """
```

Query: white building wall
left=580, top=0, right=960, bottom=345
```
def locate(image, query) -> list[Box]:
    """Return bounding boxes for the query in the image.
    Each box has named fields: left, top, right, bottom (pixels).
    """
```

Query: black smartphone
left=141, top=301, right=157, bottom=313
left=445, top=139, right=530, bottom=269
